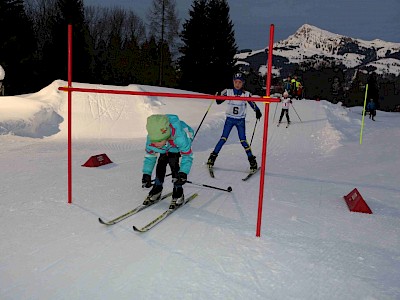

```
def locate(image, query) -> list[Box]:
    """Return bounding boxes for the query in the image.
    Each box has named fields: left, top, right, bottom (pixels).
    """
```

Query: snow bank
left=0, top=80, right=220, bottom=139
left=322, top=101, right=363, bottom=142
left=0, top=96, right=62, bottom=138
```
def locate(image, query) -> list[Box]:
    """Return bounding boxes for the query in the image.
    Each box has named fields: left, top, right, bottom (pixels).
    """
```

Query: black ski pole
left=193, top=93, right=216, bottom=139
left=186, top=180, right=232, bottom=192
left=291, top=103, right=302, bottom=122
left=273, top=102, right=278, bottom=122
left=150, top=173, right=172, bottom=184
left=250, top=119, right=258, bottom=146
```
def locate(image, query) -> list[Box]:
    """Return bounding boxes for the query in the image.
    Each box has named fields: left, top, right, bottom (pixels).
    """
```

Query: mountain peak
left=278, top=24, right=344, bottom=51
left=235, top=24, right=400, bottom=78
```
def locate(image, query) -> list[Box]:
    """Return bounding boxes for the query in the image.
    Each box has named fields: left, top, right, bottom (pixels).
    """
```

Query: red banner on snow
left=82, top=153, right=113, bottom=167
left=343, top=188, right=372, bottom=214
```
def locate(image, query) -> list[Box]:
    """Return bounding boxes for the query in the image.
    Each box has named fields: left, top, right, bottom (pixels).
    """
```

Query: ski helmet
left=233, top=72, right=245, bottom=82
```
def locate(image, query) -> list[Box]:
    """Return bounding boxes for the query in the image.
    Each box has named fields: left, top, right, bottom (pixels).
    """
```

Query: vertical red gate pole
left=68, top=24, right=73, bottom=204
left=256, top=24, right=275, bottom=237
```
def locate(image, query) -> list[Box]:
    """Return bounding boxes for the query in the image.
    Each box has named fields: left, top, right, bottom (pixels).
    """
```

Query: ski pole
left=193, top=93, right=216, bottom=139
left=250, top=119, right=258, bottom=146
left=150, top=173, right=172, bottom=184
left=273, top=102, right=278, bottom=122
left=186, top=180, right=232, bottom=192
left=291, top=103, right=302, bottom=122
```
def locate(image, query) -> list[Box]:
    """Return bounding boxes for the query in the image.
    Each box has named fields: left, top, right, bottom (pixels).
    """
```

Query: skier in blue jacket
left=366, top=99, right=377, bottom=121
left=283, top=76, right=292, bottom=97
left=206, top=72, right=262, bottom=172
left=141, top=114, right=194, bottom=209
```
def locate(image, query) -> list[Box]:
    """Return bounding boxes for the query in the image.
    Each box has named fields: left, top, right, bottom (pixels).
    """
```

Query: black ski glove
left=175, top=172, right=187, bottom=186
left=216, top=91, right=226, bottom=105
left=255, top=109, right=262, bottom=120
left=142, top=174, right=152, bottom=188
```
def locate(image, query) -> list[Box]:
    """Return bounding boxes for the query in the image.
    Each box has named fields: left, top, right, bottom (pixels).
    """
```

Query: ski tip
left=99, top=218, right=114, bottom=225
left=133, top=226, right=144, bottom=232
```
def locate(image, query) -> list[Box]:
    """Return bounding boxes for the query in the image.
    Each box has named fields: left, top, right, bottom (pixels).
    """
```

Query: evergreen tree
left=206, top=0, right=237, bottom=92
left=0, top=0, right=37, bottom=94
left=178, top=0, right=208, bottom=92
left=179, top=0, right=237, bottom=94
left=159, top=41, right=178, bottom=87
left=123, top=11, right=146, bottom=84
left=344, top=70, right=367, bottom=107
left=367, top=72, right=380, bottom=108
left=41, top=0, right=93, bottom=84
left=139, top=37, right=159, bottom=86
left=120, top=37, right=141, bottom=85
left=107, top=32, right=124, bottom=84
left=147, top=0, right=180, bottom=86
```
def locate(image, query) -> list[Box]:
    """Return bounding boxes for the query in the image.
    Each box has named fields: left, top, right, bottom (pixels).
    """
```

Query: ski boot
left=169, top=186, right=184, bottom=210
left=248, top=155, right=258, bottom=173
left=143, top=185, right=163, bottom=205
left=207, top=152, right=218, bottom=166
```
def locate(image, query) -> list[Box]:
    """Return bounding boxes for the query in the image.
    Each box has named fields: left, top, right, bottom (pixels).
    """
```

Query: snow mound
left=0, top=96, right=63, bottom=138
left=0, top=81, right=220, bottom=139
left=322, top=101, right=362, bottom=142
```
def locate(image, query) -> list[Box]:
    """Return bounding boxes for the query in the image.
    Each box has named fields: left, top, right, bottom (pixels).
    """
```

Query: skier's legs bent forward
left=146, top=153, right=181, bottom=204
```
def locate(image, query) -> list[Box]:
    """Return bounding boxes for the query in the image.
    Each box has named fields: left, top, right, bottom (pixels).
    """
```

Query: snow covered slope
left=1, top=82, right=400, bottom=299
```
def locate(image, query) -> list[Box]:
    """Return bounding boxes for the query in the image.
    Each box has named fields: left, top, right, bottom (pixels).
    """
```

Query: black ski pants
left=155, top=152, right=181, bottom=183
left=279, top=109, right=290, bottom=123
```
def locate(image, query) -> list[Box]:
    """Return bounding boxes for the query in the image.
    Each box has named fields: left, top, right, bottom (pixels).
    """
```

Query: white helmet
left=283, top=90, right=289, bottom=97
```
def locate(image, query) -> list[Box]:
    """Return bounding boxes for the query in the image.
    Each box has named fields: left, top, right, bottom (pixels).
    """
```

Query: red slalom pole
left=256, top=24, right=275, bottom=237
left=68, top=24, right=72, bottom=204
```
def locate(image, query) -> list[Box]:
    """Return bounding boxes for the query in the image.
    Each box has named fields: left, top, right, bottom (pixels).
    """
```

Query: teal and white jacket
left=142, top=114, right=194, bottom=175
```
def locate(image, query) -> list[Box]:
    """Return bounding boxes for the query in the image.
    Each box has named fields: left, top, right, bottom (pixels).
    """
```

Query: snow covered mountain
left=236, top=24, right=400, bottom=77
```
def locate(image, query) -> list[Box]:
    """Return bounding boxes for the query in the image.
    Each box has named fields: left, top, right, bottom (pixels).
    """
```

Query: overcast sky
left=83, top=0, right=400, bottom=50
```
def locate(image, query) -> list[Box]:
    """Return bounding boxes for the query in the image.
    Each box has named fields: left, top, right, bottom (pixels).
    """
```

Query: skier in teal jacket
left=141, top=114, right=194, bottom=209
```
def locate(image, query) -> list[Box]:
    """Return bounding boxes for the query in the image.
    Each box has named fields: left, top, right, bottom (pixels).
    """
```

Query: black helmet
left=233, top=72, right=245, bottom=82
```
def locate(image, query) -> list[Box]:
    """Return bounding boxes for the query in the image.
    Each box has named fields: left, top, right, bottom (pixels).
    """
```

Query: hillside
left=236, top=24, right=400, bottom=77
left=235, top=24, right=400, bottom=110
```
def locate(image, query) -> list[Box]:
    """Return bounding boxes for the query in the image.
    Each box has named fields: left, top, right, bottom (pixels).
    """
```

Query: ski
left=277, top=122, right=290, bottom=128
left=242, top=167, right=261, bottom=181
left=133, top=193, right=199, bottom=233
left=98, top=192, right=173, bottom=225
left=207, top=165, right=215, bottom=178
